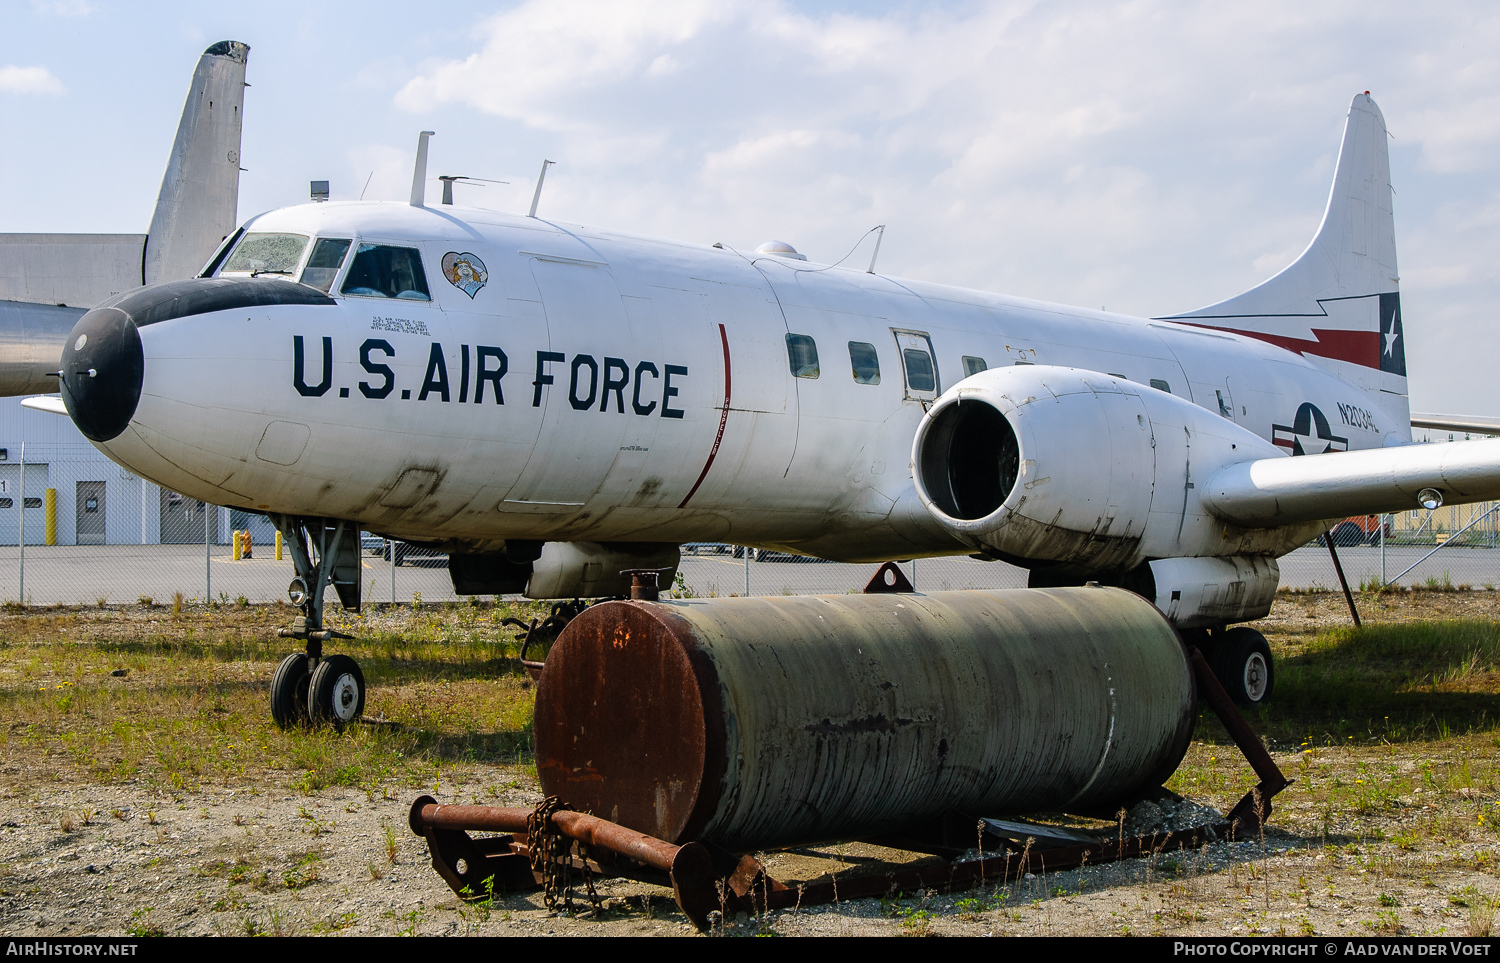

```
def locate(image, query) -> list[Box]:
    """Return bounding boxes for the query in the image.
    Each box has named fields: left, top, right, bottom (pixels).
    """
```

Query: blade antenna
left=528, top=160, right=555, bottom=218
left=866, top=224, right=886, bottom=274
left=409, top=131, right=435, bottom=207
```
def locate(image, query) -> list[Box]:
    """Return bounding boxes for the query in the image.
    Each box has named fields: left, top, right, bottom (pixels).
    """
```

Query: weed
left=313, top=911, right=358, bottom=934
left=125, top=907, right=165, bottom=938
left=1468, top=894, right=1500, bottom=937
left=384, top=823, right=399, bottom=863
left=171, top=592, right=183, bottom=616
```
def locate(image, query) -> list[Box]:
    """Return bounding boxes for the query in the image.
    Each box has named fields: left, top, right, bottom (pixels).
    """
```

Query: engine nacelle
left=912, top=365, right=1319, bottom=572
left=1128, top=556, right=1280, bottom=629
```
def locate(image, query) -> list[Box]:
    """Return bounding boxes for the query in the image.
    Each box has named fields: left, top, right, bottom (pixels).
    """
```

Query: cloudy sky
left=4, top=0, right=1500, bottom=414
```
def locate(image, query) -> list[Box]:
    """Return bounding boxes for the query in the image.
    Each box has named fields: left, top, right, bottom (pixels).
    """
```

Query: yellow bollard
left=232, top=530, right=242, bottom=560
left=43, top=489, right=56, bottom=546
left=275, top=530, right=283, bottom=560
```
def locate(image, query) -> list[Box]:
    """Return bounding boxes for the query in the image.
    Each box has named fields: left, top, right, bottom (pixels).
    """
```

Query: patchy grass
left=0, top=601, right=550, bottom=794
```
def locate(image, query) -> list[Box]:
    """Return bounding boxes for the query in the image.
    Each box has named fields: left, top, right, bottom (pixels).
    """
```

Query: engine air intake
left=918, top=400, right=1018, bottom=520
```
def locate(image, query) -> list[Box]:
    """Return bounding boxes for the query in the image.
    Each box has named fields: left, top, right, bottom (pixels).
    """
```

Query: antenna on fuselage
left=528, top=160, right=555, bottom=218
left=437, top=175, right=509, bottom=205
left=866, top=224, right=887, bottom=274
left=409, top=131, right=435, bottom=207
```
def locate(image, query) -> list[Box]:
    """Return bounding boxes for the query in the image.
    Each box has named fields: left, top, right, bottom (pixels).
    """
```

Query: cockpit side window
left=220, top=233, right=309, bottom=277
left=299, top=238, right=353, bottom=293
left=340, top=244, right=431, bottom=301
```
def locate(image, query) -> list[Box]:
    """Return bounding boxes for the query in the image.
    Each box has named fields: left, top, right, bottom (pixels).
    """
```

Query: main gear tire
left=309, top=654, right=366, bottom=730
left=1210, top=626, right=1274, bottom=707
left=270, top=652, right=311, bottom=730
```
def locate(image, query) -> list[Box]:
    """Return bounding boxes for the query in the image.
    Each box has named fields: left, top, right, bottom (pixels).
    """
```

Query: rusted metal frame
left=1322, top=530, right=1363, bottom=627
left=502, top=598, right=595, bottom=680
left=1187, top=645, right=1291, bottom=827
left=862, top=561, right=915, bottom=594
left=410, top=797, right=1273, bottom=932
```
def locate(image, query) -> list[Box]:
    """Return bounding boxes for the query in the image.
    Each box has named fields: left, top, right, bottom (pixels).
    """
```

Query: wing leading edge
left=1202, top=439, right=1500, bottom=528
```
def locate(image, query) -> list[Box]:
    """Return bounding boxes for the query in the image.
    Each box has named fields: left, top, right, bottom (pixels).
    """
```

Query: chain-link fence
left=4, top=450, right=1500, bottom=606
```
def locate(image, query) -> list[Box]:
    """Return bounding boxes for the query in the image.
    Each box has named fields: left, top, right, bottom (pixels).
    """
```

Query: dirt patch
left=2, top=593, right=1500, bottom=936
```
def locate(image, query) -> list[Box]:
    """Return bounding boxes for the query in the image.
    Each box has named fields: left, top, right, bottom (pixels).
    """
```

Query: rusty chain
left=525, top=795, right=602, bottom=915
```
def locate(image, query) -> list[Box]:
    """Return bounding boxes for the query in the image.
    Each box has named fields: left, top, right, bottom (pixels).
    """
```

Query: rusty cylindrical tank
left=533, top=586, right=1195, bottom=853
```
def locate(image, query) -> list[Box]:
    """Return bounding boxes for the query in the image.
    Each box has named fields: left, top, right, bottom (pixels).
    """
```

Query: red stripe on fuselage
left=678, top=324, right=732, bottom=509
left=1182, top=323, right=1382, bottom=370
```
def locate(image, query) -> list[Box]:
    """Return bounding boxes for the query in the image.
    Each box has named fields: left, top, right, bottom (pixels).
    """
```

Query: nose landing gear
left=269, top=516, right=366, bottom=731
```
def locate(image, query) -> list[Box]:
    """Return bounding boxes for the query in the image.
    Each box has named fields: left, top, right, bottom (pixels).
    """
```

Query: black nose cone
left=60, top=306, right=144, bottom=443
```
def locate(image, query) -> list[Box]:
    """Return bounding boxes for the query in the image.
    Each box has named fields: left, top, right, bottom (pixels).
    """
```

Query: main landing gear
left=1187, top=625, right=1275, bottom=707
left=269, top=516, right=366, bottom=730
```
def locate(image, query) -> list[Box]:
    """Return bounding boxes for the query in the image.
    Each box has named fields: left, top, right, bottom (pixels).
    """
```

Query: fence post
left=1379, top=513, right=1387, bottom=586
left=205, top=502, right=211, bottom=602
left=17, top=441, right=24, bottom=604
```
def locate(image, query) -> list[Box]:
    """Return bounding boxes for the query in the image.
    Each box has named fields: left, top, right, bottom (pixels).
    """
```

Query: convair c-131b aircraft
left=49, top=93, right=1500, bottom=728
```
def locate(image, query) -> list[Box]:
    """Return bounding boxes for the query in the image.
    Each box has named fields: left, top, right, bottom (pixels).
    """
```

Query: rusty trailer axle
left=410, top=781, right=1281, bottom=932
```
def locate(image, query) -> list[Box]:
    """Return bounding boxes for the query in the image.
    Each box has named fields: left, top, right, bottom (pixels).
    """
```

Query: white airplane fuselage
left=83, top=200, right=1403, bottom=566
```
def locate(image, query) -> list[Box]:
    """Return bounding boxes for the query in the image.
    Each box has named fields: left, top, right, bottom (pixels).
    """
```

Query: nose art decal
left=441, top=252, right=488, bottom=299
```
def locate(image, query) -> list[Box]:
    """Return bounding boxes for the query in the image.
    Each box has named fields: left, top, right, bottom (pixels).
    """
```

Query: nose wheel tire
left=1210, top=626, right=1274, bottom=707
left=270, top=652, right=311, bottom=730
left=309, top=654, right=366, bottom=730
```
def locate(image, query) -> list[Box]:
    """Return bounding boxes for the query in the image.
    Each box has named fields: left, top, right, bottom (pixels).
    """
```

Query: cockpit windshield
left=298, top=238, right=352, bottom=293
left=220, top=233, right=309, bottom=277
left=340, top=244, right=431, bottom=301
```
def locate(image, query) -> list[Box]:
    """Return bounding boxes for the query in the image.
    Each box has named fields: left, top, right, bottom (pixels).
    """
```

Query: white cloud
left=396, top=0, right=1500, bottom=412
left=0, top=65, right=64, bottom=95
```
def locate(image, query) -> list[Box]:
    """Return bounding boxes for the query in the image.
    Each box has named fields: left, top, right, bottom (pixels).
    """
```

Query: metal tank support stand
left=410, top=640, right=1290, bottom=931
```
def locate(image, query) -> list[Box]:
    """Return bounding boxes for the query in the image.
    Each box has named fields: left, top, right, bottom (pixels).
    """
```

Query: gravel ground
left=3, top=590, right=1500, bottom=937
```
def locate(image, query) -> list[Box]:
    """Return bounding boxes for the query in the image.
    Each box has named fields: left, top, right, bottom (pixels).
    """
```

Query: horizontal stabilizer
left=1202, top=439, right=1500, bottom=527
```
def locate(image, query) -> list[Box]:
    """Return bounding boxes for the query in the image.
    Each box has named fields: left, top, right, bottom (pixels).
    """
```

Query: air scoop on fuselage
left=59, top=277, right=336, bottom=442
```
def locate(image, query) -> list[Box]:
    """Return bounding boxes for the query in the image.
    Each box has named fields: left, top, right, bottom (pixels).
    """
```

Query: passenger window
left=1150, top=379, right=1172, bottom=394
left=786, top=334, right=820, bottom=379
left=962, top=356, right=987, bottom=377
left=221, top=233, right=309, bottom=276
left=341, top=244, right=432, bottom=301
left=299, top=238, right=352, bottom=293
left=902, top=348, right=936, bottom=392
left=848, top=342, right=880, bottom=384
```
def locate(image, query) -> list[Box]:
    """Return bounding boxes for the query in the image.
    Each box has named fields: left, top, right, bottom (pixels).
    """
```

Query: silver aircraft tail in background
left=0, top=40, right=249, bottom=396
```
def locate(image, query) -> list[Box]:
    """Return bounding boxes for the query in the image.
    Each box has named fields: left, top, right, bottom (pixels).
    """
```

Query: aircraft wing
left=1409, top=412, right=1500, bottom=436
left=0, top=299, right=83, bottom=395
left=1202, top=439, right=1500, bottom=527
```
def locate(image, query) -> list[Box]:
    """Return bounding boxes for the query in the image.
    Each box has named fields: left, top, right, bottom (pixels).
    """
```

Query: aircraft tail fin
left=142, top=41, right=249, bottom=286
left=1162, top=93, right=1405, bottom=389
